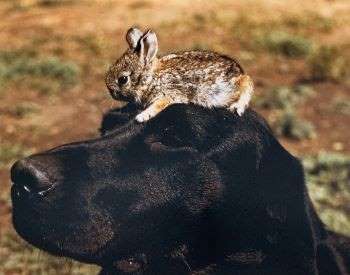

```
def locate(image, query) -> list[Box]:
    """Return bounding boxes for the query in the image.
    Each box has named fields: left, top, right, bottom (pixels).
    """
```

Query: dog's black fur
left=11, top=104, right=350, bottom=274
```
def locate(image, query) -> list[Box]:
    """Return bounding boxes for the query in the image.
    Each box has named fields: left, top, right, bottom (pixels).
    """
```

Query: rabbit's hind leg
left=135, top=97, right=173, bottom=122
left=228, top=75, right=254, bottom=116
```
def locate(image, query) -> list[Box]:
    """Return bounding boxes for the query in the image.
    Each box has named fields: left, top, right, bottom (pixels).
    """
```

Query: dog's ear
left=142, top=104, right=225, bottom=152
left=144, top=133, right=197, bottom=155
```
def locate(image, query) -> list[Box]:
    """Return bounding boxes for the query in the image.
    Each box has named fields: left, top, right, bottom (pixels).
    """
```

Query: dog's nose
left=11, top=158, right=54, bottom=196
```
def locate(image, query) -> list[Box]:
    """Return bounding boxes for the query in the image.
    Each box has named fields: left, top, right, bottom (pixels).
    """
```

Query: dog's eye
left=118, top=76, right=129, bottom=86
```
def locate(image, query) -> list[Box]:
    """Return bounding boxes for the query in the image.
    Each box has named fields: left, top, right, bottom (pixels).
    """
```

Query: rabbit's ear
left=139, top=30, right=158, bottom=64
left=126, top=27, right=143, bottom=49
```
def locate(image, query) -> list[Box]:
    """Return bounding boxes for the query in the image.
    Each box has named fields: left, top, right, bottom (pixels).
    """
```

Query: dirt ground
left=0, top=0, right=349, bottom=274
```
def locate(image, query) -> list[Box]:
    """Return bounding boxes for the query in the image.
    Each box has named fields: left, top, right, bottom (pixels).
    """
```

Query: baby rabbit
left=105, top=27, right=254, bottom=122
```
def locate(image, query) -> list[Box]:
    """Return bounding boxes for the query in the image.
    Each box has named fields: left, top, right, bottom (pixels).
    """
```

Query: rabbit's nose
left=109, top=91, right=133, bottom=102
left=109, top=89, right=118, bottom=99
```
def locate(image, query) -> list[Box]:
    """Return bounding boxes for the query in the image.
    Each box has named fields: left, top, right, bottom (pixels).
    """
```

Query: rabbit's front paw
left=229, top=102, right=246, bottom=116
left=135, top=109, right=157, bottom=123
left=135, top=112, right=150, bottom=123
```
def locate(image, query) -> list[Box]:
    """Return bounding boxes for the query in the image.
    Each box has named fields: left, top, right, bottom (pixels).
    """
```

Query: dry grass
left=0, top=0, right=349, bottom=274
left=0, top=232, right=99, bottom=275
left=304, top=152, right=350, bottom=236
left=255, top=31, right=312, bottom=57
left=0, top=143, right=32, bottom=168
left=308, top=45, right=349, bottom=81
left=273, top=108, right=316, bottom=140
left=0, top=50, right=80, bottom=95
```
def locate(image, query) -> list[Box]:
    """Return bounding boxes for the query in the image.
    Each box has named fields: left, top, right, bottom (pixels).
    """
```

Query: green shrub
left=283, top=13, right=334, bottom=33
left=273, top=108, right=316, bottom=140
left=303, top=152, right=350, bottom=235
left=304, top=152, right=350, bottom=177
left=7, top=102, right=40, bottom=118
left=192, top=42, right=211, bottom=51
left=28, top=77, right=62, bottom=95
left=0, top=143, right=32, bottom=168
left=191, top=12, right=219, bottom=29
left=38, top=0, right=75, bottom=6
left=332, top=98, right=350, bottom=115
left=74, top=34, right=106, bottom=55
left=9, top=0, right=76, bottom=8
left=255, top=85, right=316, bottom=140
left=0, top=50, right=79, bottom=94
left=254, top=85, right=315, bottom=110
left=255, top=31, right=312, bottom=57
left=308, top=45, right=349, bottom=81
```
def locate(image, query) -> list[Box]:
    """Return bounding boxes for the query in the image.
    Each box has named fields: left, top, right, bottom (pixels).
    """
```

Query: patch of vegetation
left=238, top=50, right=256, bottom=63
left=0, top=232, right=99, bottom=275
left=254, top=85, right=316, bottom=140
left=28, top=77, right=62, bottom=95
left=0, top=50, right=79, bottom=94
left=0, top=186, right=11, bottom=208
left=254, top=85, right=315, bottom=110
left=230, top=13, right=331, bottom=51
left=303, top=152, right=350, bottom=236
left=230, top=15, right=260, bottom=46
left=127, top=0, right=153, bottom=10
left=37, top=0, right=76, bottom=6
left=191, top=42, right=211, bottom=51
left=74, top=35, right=106, bottom=55
left=189, top=11, right=221, bottom=31
left=6, top=102, right=40, bottom=118
left=273, top=108, right=316, bottom=140
left=255, top=31, right=312, bottom=57
left=6, top=0, right=73, bottom=10
left=308, top=45, right=349, bottom=81
left=332, top=98, right=350, bottom=115
left=283, top=13, right=334, bottom=33
left=0, top=143, right=32, bottom=168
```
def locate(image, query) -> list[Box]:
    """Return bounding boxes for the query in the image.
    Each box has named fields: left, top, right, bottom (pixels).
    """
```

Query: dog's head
left=11, top=104, right=274, bottom=273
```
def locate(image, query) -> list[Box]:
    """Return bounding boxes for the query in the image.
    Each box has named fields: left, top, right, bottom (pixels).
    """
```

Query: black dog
left=11, top=104, right=350, bottom=274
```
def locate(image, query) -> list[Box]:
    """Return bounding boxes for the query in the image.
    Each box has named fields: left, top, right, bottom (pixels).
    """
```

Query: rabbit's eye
left=118, top=76, right=129, bottom=86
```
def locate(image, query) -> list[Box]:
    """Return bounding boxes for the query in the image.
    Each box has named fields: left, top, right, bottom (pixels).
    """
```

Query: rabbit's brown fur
left=105, top=28, right=254, bottom=122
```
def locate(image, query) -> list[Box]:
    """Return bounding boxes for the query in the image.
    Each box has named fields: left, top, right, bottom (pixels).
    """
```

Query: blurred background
left=0, top=0, right=349, bottom=274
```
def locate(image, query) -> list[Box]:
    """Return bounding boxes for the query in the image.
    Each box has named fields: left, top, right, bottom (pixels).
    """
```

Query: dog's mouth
left=100, top=254, right=148, bottom=274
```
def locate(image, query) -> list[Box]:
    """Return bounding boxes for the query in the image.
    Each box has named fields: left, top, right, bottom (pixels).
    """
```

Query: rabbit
left=105, top=27, right=254, bottom=122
